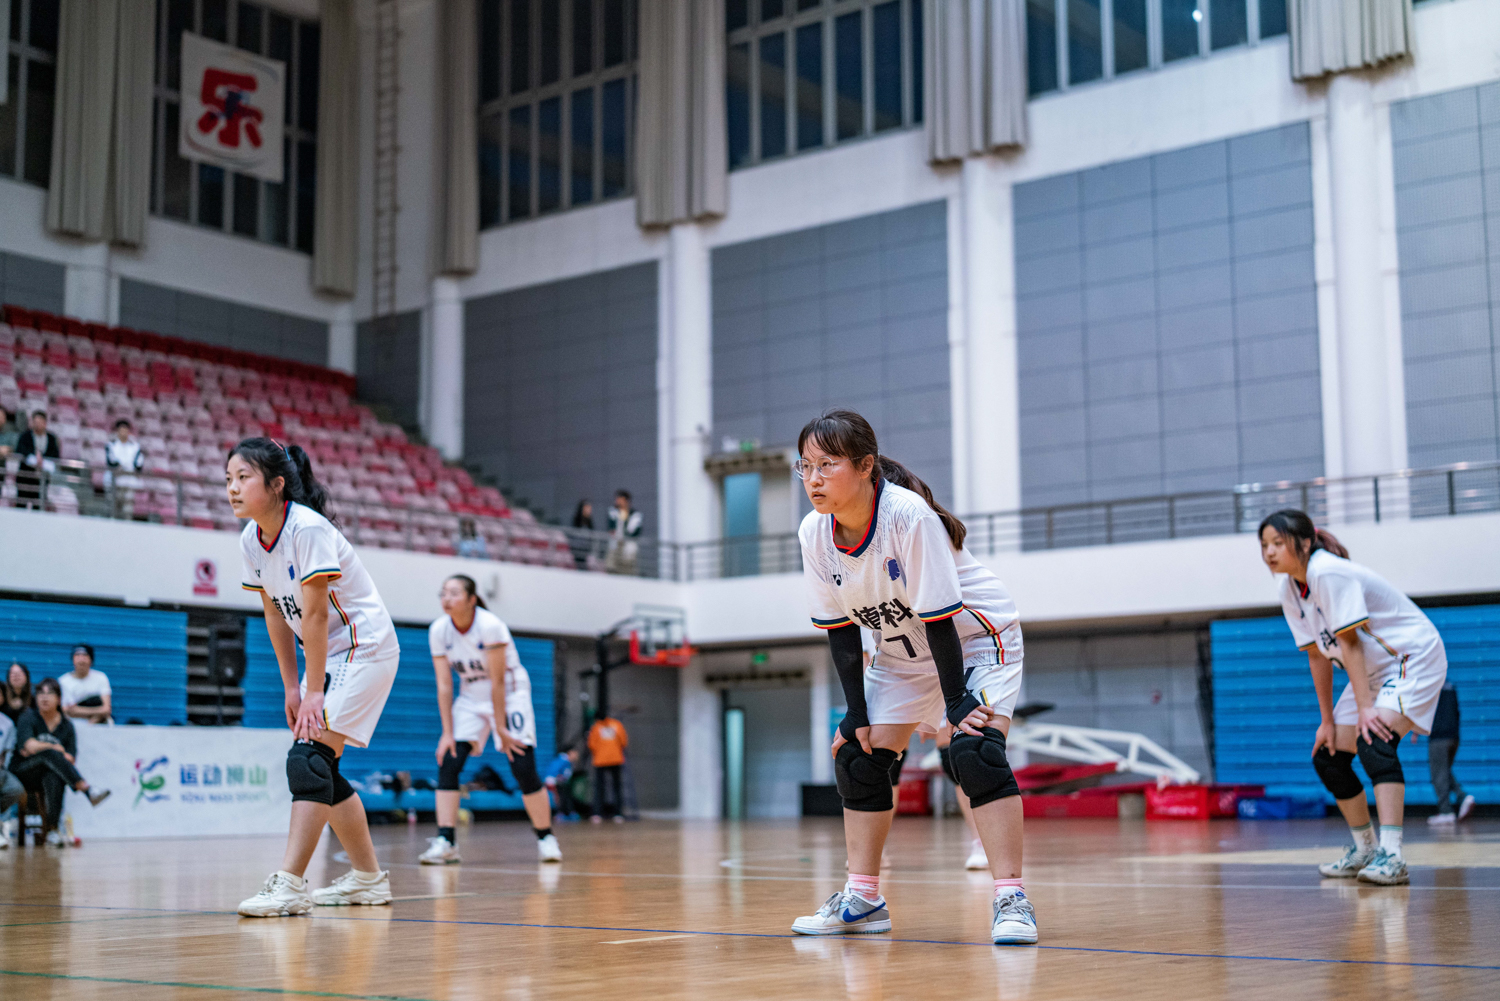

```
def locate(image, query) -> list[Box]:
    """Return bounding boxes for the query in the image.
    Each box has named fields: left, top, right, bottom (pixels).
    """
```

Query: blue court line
left=0, top=970, right=440, bottom=1000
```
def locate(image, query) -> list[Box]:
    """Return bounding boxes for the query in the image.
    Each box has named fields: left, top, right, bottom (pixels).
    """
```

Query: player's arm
left=433, top=655, right=457, bottom=763
left=261, top=591, right=303, bottom=730
left=294, top=576, right=331, bottom=742
left=827, top=624, right=871, bottom=755
left=485, top=644, right=521, bottom=759
left=1307, top=648, right=1338, bottom=755
left=1335, top=626, right=1392, bottom=744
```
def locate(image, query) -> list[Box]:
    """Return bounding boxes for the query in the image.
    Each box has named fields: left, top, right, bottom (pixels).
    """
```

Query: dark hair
left=614, top=489, right=632, bottom=503
left=30, top=409, right=46, bottom=420
left=71, top=644, right=95, bottom=664
left=798, top=408, right=967, bottom=549
left=4, top=661, right=32, bottom=708
left=35, top=676, right=61, bottom=698
left=1257, top=509, right=1348, bottom=561
left=573, top=499, right=594, bottom=528
left=446, top=574, right=488, bottom=610
left=113, top=418, right=132, bottom=430
left=227, top=437, right=335, bottom=523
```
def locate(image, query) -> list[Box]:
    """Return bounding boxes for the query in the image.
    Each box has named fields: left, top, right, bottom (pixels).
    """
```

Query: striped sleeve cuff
left=300, top=568, right=343, bottom=583
left=812, top=615, right=852, bottom=630
left=1334, top=617, right=1369, bottom=635
left=918, top=601, right=965, bottom=623
left=242, top=583, right=264, bottom=592
left=1297, top=641, right=1316, bottom=651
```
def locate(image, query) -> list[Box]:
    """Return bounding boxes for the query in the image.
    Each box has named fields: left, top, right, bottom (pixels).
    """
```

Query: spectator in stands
left=455, top=517, right=488, bottom=559
left=2, top=662, right=32, bottom=723
left=14, top=409, right=60, bottom=509
left=570, top=500, right=595, bottom=569
left=0, top=707, right=23, bottom=847
left=1427, top=683, right=1475, bottom=826
left=10, top=677, right=110, bottom=845
left=0, top=405, right=20, bottom=458
left=104, top=419, right=145, bottom=514
left=59, top=645, right=112, bottom=725
left=605, top=490, right=642, bottom=574
left=544, top=745, right=581, bottom=819
left=587, top=714, right=629, bottom=823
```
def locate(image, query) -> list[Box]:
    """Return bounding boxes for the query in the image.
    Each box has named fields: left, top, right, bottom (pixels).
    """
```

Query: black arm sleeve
left=14, top=709, right=39, bottom=750
left=827, top=624, right=870, bottom=741
left=926, top=616, right=981, bottom=726
left=61, top=718, right=77, bottom=757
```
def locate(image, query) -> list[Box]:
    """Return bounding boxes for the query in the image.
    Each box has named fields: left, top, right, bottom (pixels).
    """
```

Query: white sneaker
left=0, top=818, right=14, bottom=848
left=311, top=869, right=392, bottom=907
left=44, top=829, right=67, bottom=848
left=537, top=833, right=562, bottom=862
left=965, top=838, right=989, bottom=871
left=1458, top=794, right=1476, bottom=821
left=419, top=836, right=461, bottom=865
left=1318, top=844, right=1376, bottom=878
left=790, top=891, right=892, bottom=935
left=1427, top=812, right=1456, bottom=827
left=1357, top=848, right=1409, bottom=886
left=991, top=891, right=1039, bottom=945
left=238, top=872, right=313, bottom=917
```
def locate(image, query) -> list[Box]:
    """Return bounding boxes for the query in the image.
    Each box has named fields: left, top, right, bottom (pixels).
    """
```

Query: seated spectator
left=605, top=490, right=642, bottom=574
left=2, top=662, right=32, bottom=723
left=10, top=678, right=110, bottom=845
left=14, top=409, right=60, bottom=510
left=587, top=714, right=629, bottom=823
left=104, top=419, right=145, bottom=513
left=0, top=405, right=19, bottom=459
left=0, top=708, right=23, bottom=847
left=59, top=645, right=112, bottom=725
left=455, top=517, right=488, bottom=559
left=570, top=500, right=595, bottom=570
left=544, top=745, right=581, bottom=818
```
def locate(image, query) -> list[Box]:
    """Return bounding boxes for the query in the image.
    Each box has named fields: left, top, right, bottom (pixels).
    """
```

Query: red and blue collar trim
left=1295, top=578, right=1309, bottom=600
left=258, top=500, right=292, bottom=552
left=832, top=477, right=883, bottom=559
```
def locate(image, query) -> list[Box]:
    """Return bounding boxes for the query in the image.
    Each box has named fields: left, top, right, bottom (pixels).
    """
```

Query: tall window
left=150, top=0, right=320, bottom=253
left=478, top=0, right=637, bottom=229
left=1028, top=0, right=1287, bottom=97
left=726, top=0, right=924, bottom=171
left=0, top=0, right=59, bottom=187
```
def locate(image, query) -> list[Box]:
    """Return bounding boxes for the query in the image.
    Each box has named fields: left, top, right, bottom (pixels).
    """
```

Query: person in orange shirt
left=587, top=716, right=628, bottom=824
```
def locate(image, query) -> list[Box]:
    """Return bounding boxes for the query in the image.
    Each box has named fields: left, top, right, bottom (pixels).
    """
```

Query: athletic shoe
left=1318, top=844, right=1376, bottom=878
left=1357, top=848, right=1409, bottom=886
left=238, top=872, right=313, bottom=917
left=790, top=891, right=892, bottom=935
left=44, top=829, right=67, bottom=847
left=1427, top=812, right=1456, bottom=827
left=991, top=892, right=1039, bottom=945
left=1458, top=794, right=1476, bottom=821
left=311, top=869, right=392, bottom=906
left=611, top=815, right=625, bottom=824
left=87, top=788, right=111, bottom=807
left=965, top=838, right=989, bottom=871
left=0, top=818, right=14, bottom=848
left=537, top=833, right=563, bottom=863
left=419, top=836, right=461, bottom=865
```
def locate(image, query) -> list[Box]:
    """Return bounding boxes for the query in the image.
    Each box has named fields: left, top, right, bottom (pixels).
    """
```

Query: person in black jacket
left=1427, top=683, right=1475, bottom=825
left=14, top=410, right=61, bottom=510
left=9, top=678, right=110, bottom=845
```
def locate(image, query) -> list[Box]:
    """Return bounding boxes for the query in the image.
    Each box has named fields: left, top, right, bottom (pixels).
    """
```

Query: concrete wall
left=119, top=279, right=330, bottom=365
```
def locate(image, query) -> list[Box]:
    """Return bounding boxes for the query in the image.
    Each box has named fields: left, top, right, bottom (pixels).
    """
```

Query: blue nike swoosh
left=842, top=906, right=879, bottom=923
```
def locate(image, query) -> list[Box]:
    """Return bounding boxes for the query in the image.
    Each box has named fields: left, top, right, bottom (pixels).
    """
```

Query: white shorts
left=453, top=690, right=537, bottom=751
left=1332, top=652, right=1447, bottom=735
left=865, top=652, right=1023, bottom=734
left=299, top=650, right=400, bottom=749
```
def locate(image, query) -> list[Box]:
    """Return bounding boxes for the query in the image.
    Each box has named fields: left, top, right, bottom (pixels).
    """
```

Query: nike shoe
left=1318, top=844, right=1376, bottom=878
left=965, top=838, right=989, bottom=871
left=991, top=892, right=1039, bottom=945
left=537, top=833, right=563, bottom=863
left=1357, top=848, right=1409, bottom=886
left=238, top=872, right=313, bottom=917
left=311, top=869, right=392, bottom=906
left=419, top=836, right=461, bottom=865
left=791, top=890, right=892, bottom=935
left=1427, top=812, right=1455, bottom=827
left=87, top=788, right=111, bottom=807
left=44, top=829, right=67, bottom=847
left=1458, top=794, right=1476, bottom=821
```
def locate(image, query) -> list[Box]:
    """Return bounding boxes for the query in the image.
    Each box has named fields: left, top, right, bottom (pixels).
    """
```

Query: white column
left=63, top=243, right=111, bottom=323
left=327, top=301, right=357, bottom=375
left=808, top=651, right=831, bottom=784
left=657, top=222, right=714, bottom=544
left=678, top=659, right=722, bottom=818
left=428, top=276, right=465, bottom=458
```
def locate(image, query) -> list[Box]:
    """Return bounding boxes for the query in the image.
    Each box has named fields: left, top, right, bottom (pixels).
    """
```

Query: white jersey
left=799, top=478, right=1021, bottom=669
left=429, top=607, right=535, bottom=748
left=241, top=501, right=398, bottom=664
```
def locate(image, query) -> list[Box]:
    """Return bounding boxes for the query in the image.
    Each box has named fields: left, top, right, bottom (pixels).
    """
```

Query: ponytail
left=227, top=437, right=337, bottom=525
left=1257, top=509, right=1348, bottom=561
left=877, top=454, right=967, bottom=550
left=1315, top=527, right=1348, bottom=559
left=446, top=574, right=488, bottom=609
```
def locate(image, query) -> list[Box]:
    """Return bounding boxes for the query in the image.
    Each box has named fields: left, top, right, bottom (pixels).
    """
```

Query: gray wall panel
left=355, top=311, right=422, bottom=429
left=0, top=251, right=65, bottom=315
left=118, top=278, right=329, bottom=365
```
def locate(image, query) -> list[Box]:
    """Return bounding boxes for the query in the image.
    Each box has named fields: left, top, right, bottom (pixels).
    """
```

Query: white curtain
left=925, top=0, right=1028, bottom=162
left=313, top=0, right=360, bottom=298
left=1288, top=0, right=1413, bottom=81
left=436, top=0, right=478, bottom=275
left=635, top=0, right=727, bottom=228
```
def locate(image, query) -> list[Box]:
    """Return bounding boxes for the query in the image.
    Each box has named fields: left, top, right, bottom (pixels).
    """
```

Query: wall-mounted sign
left=179, top=32, right=285, bottom=182
left=193, top=558, right=218, bottom=597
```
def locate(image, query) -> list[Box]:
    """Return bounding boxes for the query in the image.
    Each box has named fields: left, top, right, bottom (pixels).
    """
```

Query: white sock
left=1379, top=826, right=1403, bottom=856
left=353, top=868, right=383, bottom=881
left=276, top=870, right=305, bottom=887
left=1351, top=823, right=1377, bottom=851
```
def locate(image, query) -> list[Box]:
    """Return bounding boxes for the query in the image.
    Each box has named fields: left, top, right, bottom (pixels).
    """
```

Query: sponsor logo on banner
left=133, top=755, right=171, bottom=807
left=178, top=32, right=286, bottom=182
left=193, top=559, right=218, bottom=597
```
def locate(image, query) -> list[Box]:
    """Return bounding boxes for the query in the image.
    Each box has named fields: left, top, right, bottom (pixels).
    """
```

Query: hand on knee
left=1356, top=732, right=1405, bottom=787
left=286, top=740, right=338, bottom=804
left=834, top=741, right=898, bottom=812
left=950, top=728, right=1019, bottom=808
left=1312, top=749, right=1364, bottom=801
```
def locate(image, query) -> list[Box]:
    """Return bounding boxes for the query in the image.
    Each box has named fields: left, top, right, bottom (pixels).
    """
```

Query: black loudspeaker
left=208, top=632, right=246, bottom=687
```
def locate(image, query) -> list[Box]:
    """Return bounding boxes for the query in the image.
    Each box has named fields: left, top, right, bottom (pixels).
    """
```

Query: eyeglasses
left=793, top=457, right=848, bottom=480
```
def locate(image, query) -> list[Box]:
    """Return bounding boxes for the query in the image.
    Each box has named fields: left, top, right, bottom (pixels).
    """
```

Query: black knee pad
left=286, top=740, right=336, bottom=804
left=1311, top=749, right=1364, bottom=801
left=509, top=745, right=543, bottom=795
left=833, top=742, right=898, bottom=812
left=938, top=746, right=958, bottom=785
left=949, top=728, right=1020, bottom=808
left=330, top=756, right=355, bottom=806
left=1357, top=732, right=1405, bottom=786
left=437, top=742, right=473, bottom=791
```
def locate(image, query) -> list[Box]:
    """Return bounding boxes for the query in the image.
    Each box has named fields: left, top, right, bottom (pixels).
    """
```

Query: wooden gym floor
left=2, top=816, right=1497, bottom=1000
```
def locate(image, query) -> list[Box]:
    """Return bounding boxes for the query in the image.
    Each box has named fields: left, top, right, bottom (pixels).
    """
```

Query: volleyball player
left=229, top=439, right=401, bottom=917
left=420, top=574, right=562, bottom=864
left=790, top=410, right=1036, bottom=945
left=936, top=723, right=989, bottom=870
left=1261, top=509, right=1448, bottom=886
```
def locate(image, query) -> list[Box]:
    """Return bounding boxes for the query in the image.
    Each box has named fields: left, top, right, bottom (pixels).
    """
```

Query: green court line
left=0, top=970, right=440, bottom=1001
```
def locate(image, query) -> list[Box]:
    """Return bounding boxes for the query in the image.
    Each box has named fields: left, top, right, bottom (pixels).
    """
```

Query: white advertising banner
left=70, top=725, right=294, bottom=839
left=178, top=31, right=286, bottom=182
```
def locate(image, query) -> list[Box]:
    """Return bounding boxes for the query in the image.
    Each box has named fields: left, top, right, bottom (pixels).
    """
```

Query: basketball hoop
left=628, top=630, right=694, bottom=667
left=626, top=604, right=692, bottom=667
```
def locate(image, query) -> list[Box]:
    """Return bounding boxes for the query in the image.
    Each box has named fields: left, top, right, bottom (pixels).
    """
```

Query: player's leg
left=937, top=724, right=985, bottom=869
left=315, top=731, right=393, bottom=906
left=1427, top=737, right=1456, bottom=824
left=510, top=745, right=562, bottom=861
left=1356, top=708, right=1415, bottom=885
left=423, top=739, right=474, bottom=864
left=240, top=734, right=342, bottom=916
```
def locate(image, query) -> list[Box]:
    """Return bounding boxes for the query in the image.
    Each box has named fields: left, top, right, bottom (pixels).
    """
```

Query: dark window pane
left=167, top=0, right=193, bottom=90
left=538, top=95, right=561, bottom=212
left=237, top=2, right=264, bottom=53
left=198, top=164, right=225, bottom=227
left=911, top=0, right=923, bottom=123
left=601, top=77, right=626, bottom=196
left=1210, top=0, right=1247, bottom=49
left=540, top=0, right=560, bottom=85
left=264, top=144, right=288, bottom=243
left=795, top=22, right=821, bottom=150
left=232, top=173, right=259, bottom=236
left=758, top=32, right=786, bottom=158
left=295, top=139, right=316, bottom=252
left=872, top=2, right=899, bottom=131
left=1068, top=0, right=1102, bottom=85
left=1026, top=0, right=1058, bottom=94
left=163, top=102, right=190, bottom=219
left=1113, top=0, right=1148, bottom=74
left=202, top=0, right=228, bottom=42
left=602, top=0, right=625, bottom=66
left=23, top=59, right=53, bottom=186
left=480, top=111, right=503, bottom=226
left=510, top=0, right=531, bottom=93
left=508, top=103, right=531, bottom=218
left=834, top=11, right=861, bottom=141
left=727, top=42, right=751, bottom=168
left=760, top=0, right=784, bottom=19
left=268, top=12, right=293, bottom=62
left=1258, top=0, right=1286, bottom=38
left=1162, top=0, right=1200, bottom=62
left=9, top=0, right=19, bottom=42
left=298, top=23, right=320, bottom=131
left=727, top=0, right=748, bottom=32
left=0, top=57, right=17, bottom=177
left=798, top=0, right=819, bottom=9
left=573, top=0, right=594, bottom=74
left=29, top=0, right=60, bottom=51
left=480, top=0, right=502, bottom=102
left=570, top=88, right=594, bottom=204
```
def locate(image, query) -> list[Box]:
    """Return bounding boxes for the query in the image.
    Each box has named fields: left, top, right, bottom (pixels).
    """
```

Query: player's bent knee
left=1311, top=749, right=1363, bottom=801
left=938, top=746, right=958, bottom=786
left=286, top=740, right=336, bottom=804
left=331, top=760, right=356, bottom=806
left=950, top=728, right=1019, bottom=808
left=834, top=741, right=898, bottom=812
left=437, top=744, right=472, bottom=791
left=511, top=747, right=544, bottom=795
left=1356, top=733, right=1405, bottom=786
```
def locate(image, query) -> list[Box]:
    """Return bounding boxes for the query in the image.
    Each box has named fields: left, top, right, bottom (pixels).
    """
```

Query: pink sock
left=994, top=878, right=1024, bottom=898
left=846, top=873, right=880, bottom=901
